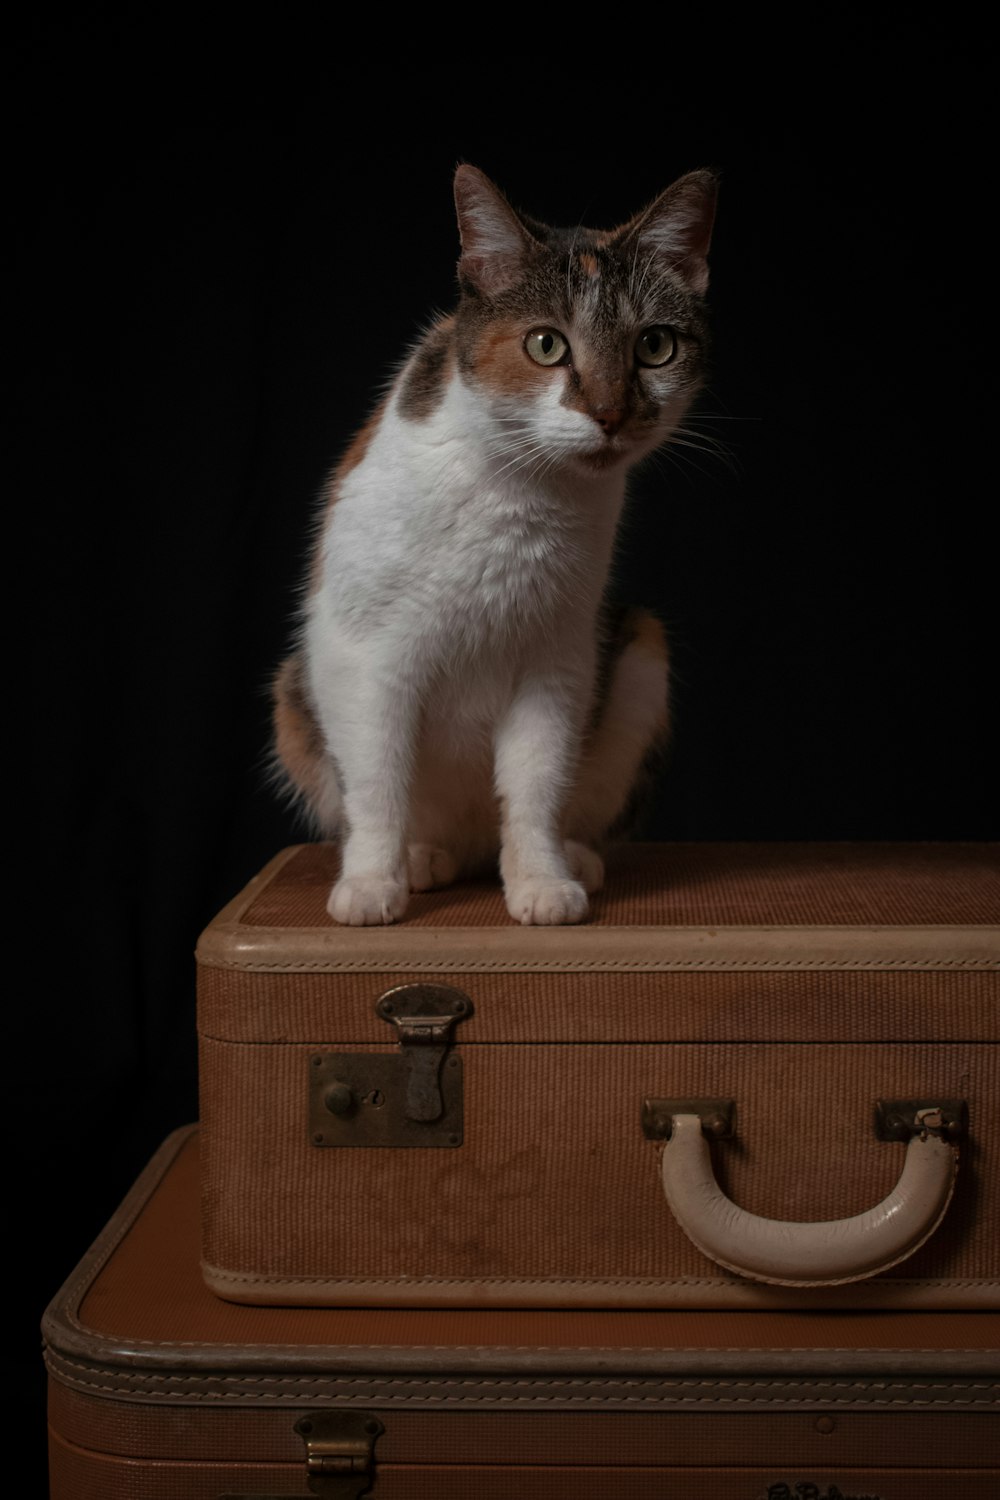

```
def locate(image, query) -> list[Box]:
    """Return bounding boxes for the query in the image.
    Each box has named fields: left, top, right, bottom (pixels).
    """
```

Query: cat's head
left=452, top=165, right=717, bottom=477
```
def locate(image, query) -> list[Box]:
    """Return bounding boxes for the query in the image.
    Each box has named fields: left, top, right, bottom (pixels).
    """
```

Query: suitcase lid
left=196, top=842, right=999, bottom=1043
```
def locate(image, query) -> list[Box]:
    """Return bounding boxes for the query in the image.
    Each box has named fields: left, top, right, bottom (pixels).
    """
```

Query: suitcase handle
left=657, top=1107, right=961, bottom=1287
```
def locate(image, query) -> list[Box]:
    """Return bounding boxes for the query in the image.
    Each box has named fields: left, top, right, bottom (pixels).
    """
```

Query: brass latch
left=875, top=1098, right=969, bottom=1141
left=296, top=1412, right=384, bottom=1498
left=309, top=983, right=472, bottom=1148
left=375, top=983, right=471, bottom=1121
left=219, top=1411, right=384, bottom=1499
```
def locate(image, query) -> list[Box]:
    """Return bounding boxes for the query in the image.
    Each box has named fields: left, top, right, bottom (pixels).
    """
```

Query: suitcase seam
left=199, top=1268, right=998, bottom=1290
left=46, top=1365, right=1000, bottom=1405
left=198, top=957, right=999, bottom=971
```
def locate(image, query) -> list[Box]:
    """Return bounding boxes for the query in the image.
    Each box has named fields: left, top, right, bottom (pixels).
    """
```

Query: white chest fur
left=308, top=374, right=625, bottom=671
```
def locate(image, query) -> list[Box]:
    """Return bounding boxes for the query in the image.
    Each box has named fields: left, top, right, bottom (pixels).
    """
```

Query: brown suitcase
left=196, top=841, right=999, bottom=1310
left=44, top=1127, right=1000, bottom=1498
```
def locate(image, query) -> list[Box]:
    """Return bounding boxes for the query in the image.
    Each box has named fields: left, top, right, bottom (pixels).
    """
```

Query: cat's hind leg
left=271, top=653, right=343, bottom=834
left=563, top=838, right=606, bottom=893
left=406, top=741, right=496, bottom=892
left=565, top=609, right=669, bottom=866
left=406, top=844, right=459, bottom=892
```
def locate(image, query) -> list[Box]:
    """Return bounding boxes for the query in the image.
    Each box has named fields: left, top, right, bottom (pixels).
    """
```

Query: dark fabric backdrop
left=22, top=21, right=993, bottom=1466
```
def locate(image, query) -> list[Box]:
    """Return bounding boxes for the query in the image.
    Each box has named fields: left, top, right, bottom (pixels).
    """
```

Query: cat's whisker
left=648, top=444, right=714, bottom=487
left=666, top=434, right=736, bottom=472
left=669, top=427, right=740, bottom=476
left=671, top=424, right=732, bottom=452
left=490, top=442, right=554, bottom=479
left=633, top=251, right=657, bottom=311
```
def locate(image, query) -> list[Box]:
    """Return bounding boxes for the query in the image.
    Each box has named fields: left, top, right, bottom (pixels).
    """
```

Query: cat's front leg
left=316, top=659, right=416, bottom=926
left=495, top=672, right=589, bottom=926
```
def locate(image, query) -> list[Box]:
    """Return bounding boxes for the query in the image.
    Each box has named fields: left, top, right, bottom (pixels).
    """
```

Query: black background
left=21, top=20, right=994, bottom=1473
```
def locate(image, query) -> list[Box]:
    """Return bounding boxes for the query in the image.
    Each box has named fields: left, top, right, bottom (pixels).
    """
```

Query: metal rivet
left=312, top=1055, right=322, bottom=1067
left=448, top=1133, right=460, bottom=1145
left=815, top=1415, right=836, bottom=1434
left=312, top=1133, right=325, bottom=1145
left=324, top=1083, right=354, bottom=1116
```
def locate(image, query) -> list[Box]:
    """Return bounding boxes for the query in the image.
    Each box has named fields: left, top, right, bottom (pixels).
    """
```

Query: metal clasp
left=642, top=1098, right=736, bottom=1141
left=219, top=1412, right=384, bottom=1500
left=296, top=1412, right=384, bottom=1498
left=875, top=1099, right=969, bottom=1142
left=376, top=983, right=472, bottom=1122
left=308, top=984, right=471, bottom=1149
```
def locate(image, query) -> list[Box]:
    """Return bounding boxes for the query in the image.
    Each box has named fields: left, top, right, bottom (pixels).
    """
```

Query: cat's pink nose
left=594, top=408, right=624, bottom=436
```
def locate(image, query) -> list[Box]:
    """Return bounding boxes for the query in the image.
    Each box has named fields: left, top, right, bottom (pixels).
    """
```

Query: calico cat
left=273, top=164, right=717, bottom=925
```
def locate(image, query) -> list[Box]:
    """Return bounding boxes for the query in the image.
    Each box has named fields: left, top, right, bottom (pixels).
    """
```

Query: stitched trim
left=55, top=1130, right=196, bottom=1345
left=204, top=1266, right=997, bottom=1289
left=46, top=1357, right=1000, bottom=1407
left=199, top=956, right=998, bottom=973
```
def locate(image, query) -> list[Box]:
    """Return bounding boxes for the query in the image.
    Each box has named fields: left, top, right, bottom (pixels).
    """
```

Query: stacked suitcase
left=44, top=841, right=1000, bottom=1495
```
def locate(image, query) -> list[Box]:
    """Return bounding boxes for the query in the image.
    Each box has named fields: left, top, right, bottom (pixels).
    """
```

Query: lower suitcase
left=44, top=1129, right=999, bottom=1498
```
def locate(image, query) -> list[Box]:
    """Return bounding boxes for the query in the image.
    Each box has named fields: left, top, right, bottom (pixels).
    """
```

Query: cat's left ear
left=454, top=164, right=540, bottom=296
left=613, top=169, right=719, bottom=296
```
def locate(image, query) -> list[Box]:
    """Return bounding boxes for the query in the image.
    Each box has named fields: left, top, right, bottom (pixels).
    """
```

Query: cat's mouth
left=576, top=437, right=631, bottom=472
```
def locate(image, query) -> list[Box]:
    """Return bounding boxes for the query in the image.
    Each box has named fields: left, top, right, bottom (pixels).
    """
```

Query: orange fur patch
left=306, top=397, right=389, bottom=593
left=339, top=397, right=388, bottom=479
left=472, top=321, right=550, bottom=396
left=272, top=655, right=326, bottom=801
left=578, top=252, right=599, bottom=277
left=631, top=609, right=668, bottom=664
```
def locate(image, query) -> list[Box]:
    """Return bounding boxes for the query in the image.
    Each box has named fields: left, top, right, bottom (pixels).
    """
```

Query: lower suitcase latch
left=309, top=983, right=472, bottom=1148
left=298, top=1413, right=384, bottom=1498
left=219, top=1412, right=384, bottom=1500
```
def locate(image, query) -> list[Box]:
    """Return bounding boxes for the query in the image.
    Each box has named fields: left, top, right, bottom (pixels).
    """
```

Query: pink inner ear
left=620, top=172, right=718, bottom=296
left=458, top=253, right=519, bottom=296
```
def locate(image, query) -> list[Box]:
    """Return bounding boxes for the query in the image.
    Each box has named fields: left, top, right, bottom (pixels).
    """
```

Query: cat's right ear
left=613, top=169, right=719, bottom=296
left=454, top=165, right=539, bottom=297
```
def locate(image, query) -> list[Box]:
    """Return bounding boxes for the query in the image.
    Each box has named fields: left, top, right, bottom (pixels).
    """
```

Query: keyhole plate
left=308, top=1052, right=464, bottom=1148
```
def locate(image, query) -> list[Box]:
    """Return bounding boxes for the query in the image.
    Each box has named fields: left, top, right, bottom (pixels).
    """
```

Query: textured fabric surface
left=79, top=1135, right=999, bottom=1348
left=48, top=1133, right=999, bottom=1496
left=199, top=965, right=996, bottom=1044
left=238, top=842, right=1000, bottom=929
left=48, top=1381, right=999, bottom=1468
left=199, top=1042, right=996, bottom=1289
left=196, top=842, right=998, bottom=1305
left=47, top=1433, right=1000, bottom=1500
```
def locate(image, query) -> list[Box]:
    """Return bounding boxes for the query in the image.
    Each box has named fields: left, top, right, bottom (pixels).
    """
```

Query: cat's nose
left=593, top=408, right=624, bottom=436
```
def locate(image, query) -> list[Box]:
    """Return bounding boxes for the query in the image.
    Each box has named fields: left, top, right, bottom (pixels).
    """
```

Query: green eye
left=635, top=326, right=676, bottom=367
left=525, top=328, right=570, bottom=366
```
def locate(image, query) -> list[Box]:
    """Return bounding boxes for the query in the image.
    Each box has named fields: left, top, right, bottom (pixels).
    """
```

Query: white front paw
left=327, top=876, right=409, bottom=926
left=505, top=878, right=589, bottom=926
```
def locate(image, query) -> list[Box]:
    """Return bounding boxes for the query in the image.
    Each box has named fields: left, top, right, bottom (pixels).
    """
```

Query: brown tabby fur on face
left=395, top=169, right=716, bottom=458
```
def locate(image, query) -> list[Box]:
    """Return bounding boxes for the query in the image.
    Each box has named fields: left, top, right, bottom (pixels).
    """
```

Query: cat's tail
left=271, top=651, right=343, bottom=835
left=566, top=608, right=670, bottom=845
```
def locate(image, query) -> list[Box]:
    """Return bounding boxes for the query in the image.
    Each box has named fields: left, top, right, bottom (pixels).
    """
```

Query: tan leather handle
left=660, top=1112, right=959, bottom=1287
